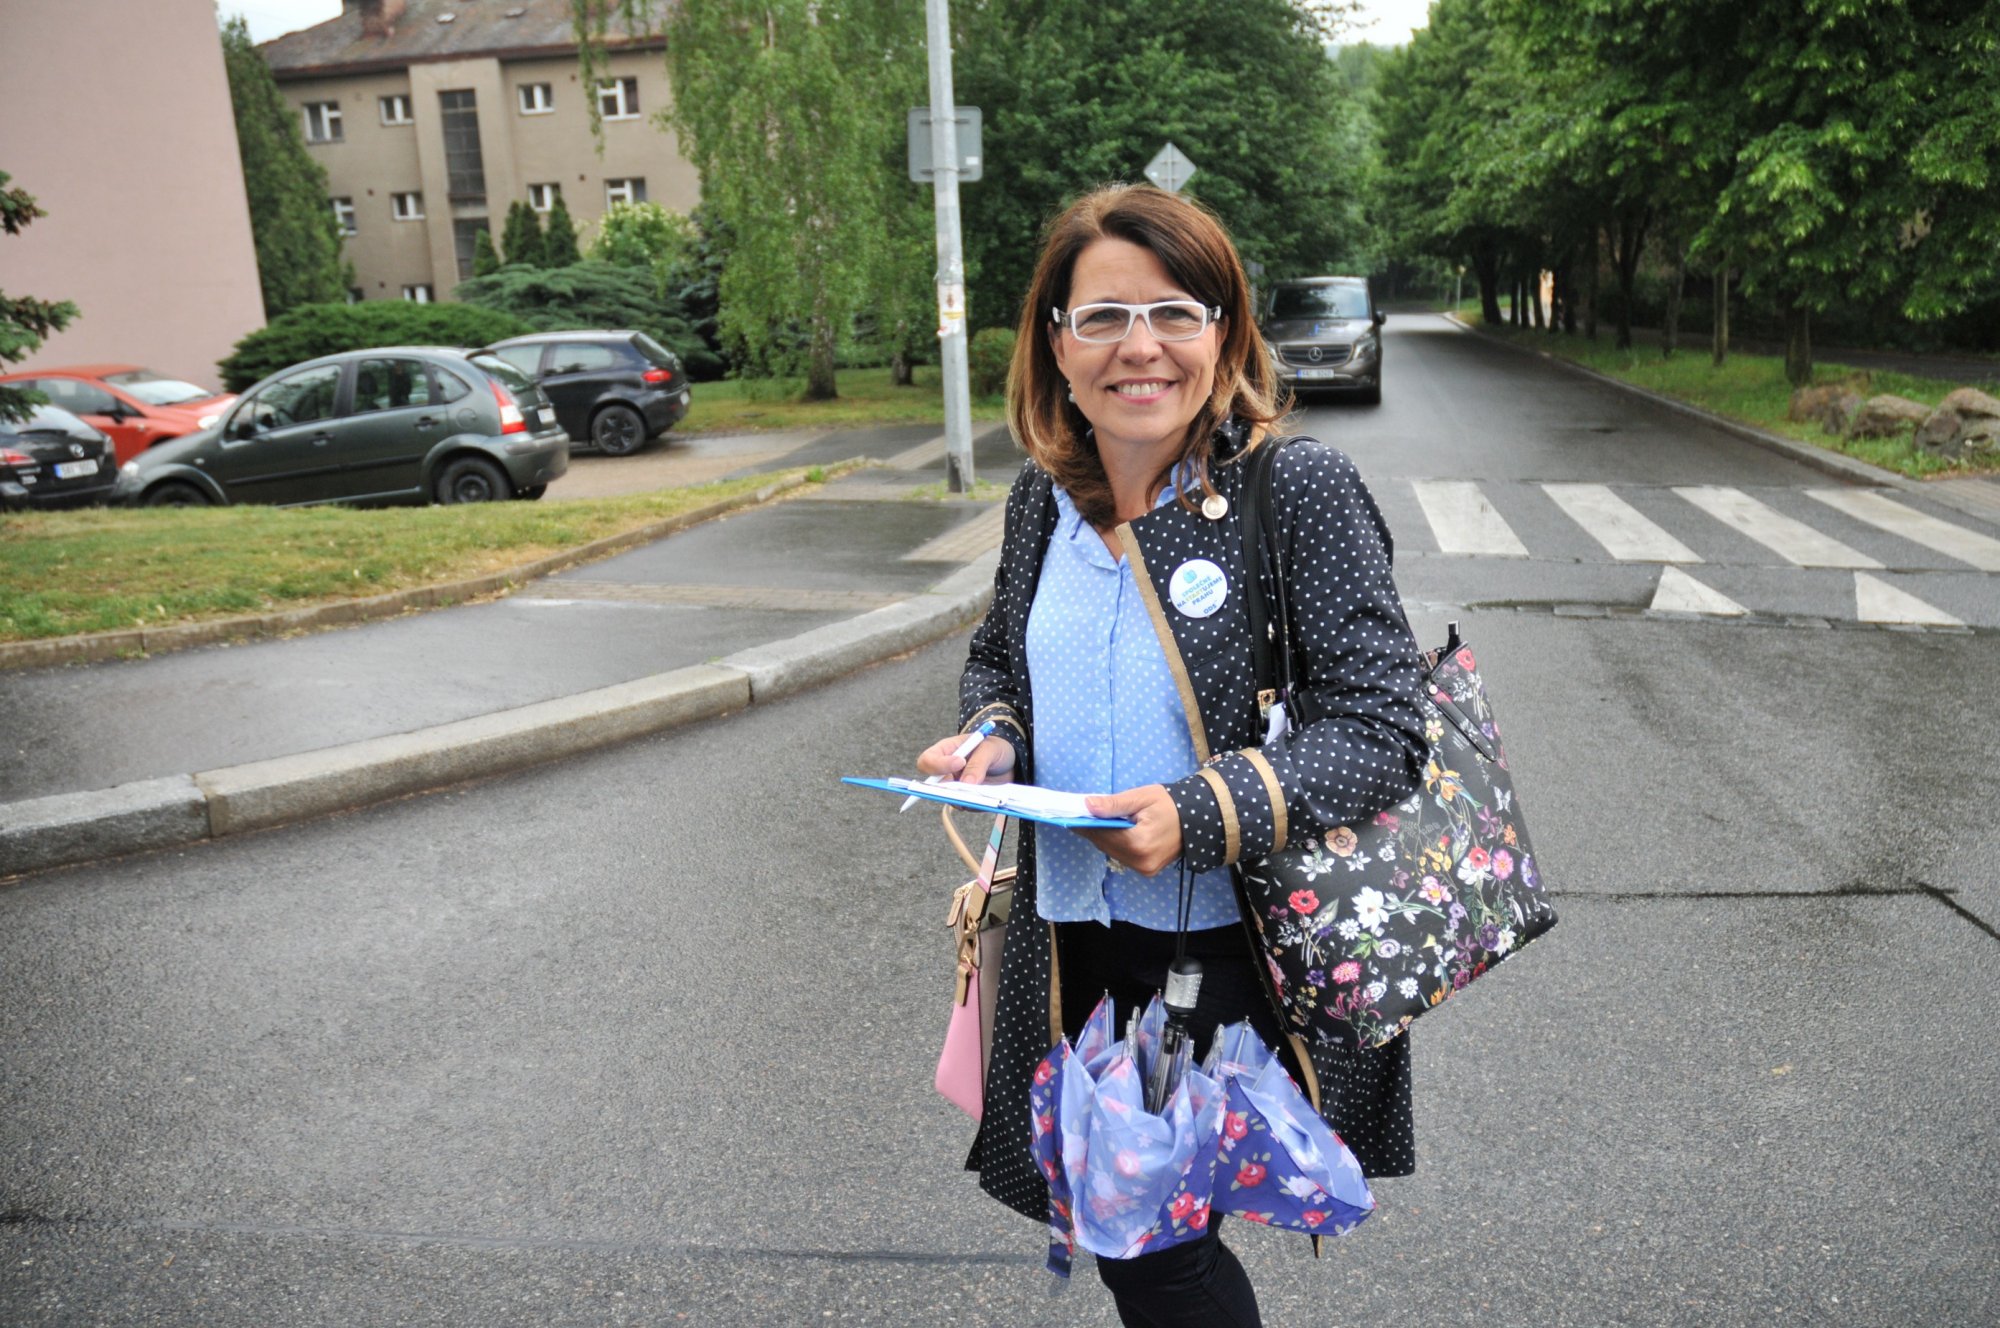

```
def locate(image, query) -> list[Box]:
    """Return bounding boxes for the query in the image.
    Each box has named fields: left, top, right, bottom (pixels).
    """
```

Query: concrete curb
left=1442, top=313, right=1922, bottom=492
left=0, top=464, right=862, bottom=673
left=0, top=550, right=998, bottom=879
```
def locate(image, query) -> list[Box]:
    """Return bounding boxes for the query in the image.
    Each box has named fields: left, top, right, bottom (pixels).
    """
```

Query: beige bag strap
left=941, top=804, right=984, bottom=875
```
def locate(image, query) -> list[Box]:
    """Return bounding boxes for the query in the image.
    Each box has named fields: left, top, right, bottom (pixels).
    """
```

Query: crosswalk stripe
left=1410, top=480, right=1529, bottom=558
left=1673, top=486, right=1882, bottom=568
left=1853, top=573, right=1963, bottom=627
left=1543, top=483, right=1702, bottom=562
left=1806, top=489, right=2000, bottom=572
left=1649, top=567, right=1746, bottom=616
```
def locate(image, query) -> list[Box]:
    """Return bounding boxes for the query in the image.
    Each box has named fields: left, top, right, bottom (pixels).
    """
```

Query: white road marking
left=1649, top=567, right=1747, bottom=616
left=1806, top=489, right=2000, bottom=572
left=1673, top=486, right=1882, bottom=568
left=1853, top=573, right=1963, bottom=627
left=1544, top=483, right=1702, bottom=562
left=1411, top=480, right=1529, bottom=558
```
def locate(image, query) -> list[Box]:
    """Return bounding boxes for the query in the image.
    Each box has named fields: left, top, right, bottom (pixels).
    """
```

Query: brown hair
left=1006, top=184, right=1284, bottom=528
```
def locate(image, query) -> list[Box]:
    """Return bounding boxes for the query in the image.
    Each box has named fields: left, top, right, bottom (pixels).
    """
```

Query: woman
left=915, top=184, right=1428, bottom=1327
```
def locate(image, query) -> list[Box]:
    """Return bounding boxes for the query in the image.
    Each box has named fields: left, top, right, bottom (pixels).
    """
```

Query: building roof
left=261, top=0, right=664, bottom=79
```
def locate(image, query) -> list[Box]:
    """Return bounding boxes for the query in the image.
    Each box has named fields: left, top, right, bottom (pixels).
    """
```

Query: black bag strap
left=1239, top=434, right=1298, bottom=724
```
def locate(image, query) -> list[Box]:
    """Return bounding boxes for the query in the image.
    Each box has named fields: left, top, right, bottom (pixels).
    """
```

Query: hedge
left=219, top=302, right=535, bottom=391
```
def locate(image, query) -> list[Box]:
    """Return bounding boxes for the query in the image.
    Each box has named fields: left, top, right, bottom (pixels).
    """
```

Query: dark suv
left=1260, top=277, right=1385, bottom=404
left=480, top=331, right=692, bottom=456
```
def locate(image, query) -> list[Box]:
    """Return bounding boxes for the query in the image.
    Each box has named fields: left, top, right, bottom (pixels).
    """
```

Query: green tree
left=0, top=172, right=79, bottom=423
left=590, top=201, right=699, bottom=294
left=472, top=228, right=501, bottom=277
left=579, top=0, right=924, bottom=399
left=955, top=0, right=1373, bottom=332
left=219, top=15, right=346, bottom=318
left=454, top=260, right=722, bottom=378
left=501, top=200, right=546, bottom=268
left=542, top=196, right=582, bottom=267
left=219, top=302, right=532, bottom=391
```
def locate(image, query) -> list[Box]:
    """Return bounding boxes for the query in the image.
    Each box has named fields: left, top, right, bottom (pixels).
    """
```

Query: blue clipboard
left=841, top=777, right=1133, bottom=828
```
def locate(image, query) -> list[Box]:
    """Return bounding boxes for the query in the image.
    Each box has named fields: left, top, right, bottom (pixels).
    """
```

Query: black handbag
left=1231, top=438, right=1556, bottom=1051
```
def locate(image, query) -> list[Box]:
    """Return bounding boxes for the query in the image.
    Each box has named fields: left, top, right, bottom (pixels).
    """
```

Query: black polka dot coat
left=957, top=420, right=1432, bottom=1226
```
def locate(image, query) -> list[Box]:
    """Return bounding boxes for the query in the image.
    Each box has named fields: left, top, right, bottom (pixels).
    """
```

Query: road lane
left=4, top=609, right=1996, bottom=1326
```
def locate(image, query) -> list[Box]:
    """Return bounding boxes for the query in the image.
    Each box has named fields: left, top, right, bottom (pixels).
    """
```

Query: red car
left=0, top=365, right=237, bottom=465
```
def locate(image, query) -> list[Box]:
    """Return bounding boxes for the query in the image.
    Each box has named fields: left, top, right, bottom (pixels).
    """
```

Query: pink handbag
left=935, top=809, right=1012, bottom=1119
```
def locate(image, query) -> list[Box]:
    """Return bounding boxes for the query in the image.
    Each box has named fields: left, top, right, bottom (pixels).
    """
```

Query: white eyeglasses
left=1052, top=300, right=1223, bottom=344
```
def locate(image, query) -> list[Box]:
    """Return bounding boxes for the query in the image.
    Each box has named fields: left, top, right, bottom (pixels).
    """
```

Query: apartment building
left=262, top=0, right=700, bottom=303
left=0, top=0, right=264, bottom=390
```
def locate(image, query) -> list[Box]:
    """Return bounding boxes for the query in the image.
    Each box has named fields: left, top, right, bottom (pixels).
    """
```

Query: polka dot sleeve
left=1167, top=440, right=1427, bottom=871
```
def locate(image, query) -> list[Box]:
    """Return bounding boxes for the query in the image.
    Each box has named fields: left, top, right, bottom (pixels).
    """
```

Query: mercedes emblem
left=69, top=443, right=85, bottom=458
left=1307, top=346, right=1324, bottom=363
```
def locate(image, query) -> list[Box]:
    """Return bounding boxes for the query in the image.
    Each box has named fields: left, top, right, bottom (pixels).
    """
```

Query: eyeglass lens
left=1069, top=301, right=1210, bottom=343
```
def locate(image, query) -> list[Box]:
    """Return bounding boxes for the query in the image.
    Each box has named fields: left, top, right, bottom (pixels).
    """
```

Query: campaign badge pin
left=1169, top=559, right=1228, bottom=618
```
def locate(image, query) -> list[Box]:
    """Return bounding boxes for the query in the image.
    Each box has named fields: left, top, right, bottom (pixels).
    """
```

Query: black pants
left=1055, top=919, right=1287, bottom=1328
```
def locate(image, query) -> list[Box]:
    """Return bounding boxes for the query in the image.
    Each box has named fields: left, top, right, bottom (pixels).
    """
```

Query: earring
left=1066, top=385, right=1075, bottom=403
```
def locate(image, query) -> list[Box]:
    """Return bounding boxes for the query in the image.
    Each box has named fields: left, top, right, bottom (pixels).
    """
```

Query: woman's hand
left=915, top=734, right=1016, bottom=785
left=1077, top=784, right=1183, bottom=876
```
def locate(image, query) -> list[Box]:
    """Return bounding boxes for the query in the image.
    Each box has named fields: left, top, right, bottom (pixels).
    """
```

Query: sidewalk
left=0, top=421, right=1023, bottom=878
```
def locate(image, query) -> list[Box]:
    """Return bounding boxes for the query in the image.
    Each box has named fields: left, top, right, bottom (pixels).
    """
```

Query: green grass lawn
left=1471, top=319, right=1992, bottom=479
left=682, top=364, right=1006, bottom=434
left=0, top=471, right=807, bottom=644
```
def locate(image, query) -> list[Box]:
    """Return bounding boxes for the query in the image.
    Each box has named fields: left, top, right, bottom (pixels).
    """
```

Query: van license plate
left=1297, top=369, right=1338, bottom=381
left=54, top=459, right=99, bottom=478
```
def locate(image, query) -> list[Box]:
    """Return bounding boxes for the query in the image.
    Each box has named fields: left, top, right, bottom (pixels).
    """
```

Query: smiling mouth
left=1110, top=380, right=1175, bottom=398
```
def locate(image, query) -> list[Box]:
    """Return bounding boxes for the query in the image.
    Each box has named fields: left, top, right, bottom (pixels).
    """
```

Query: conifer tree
left=501, top=201, right=546, bottom=268
left=542, top=197, right=581, bottom=267
left=0, top=171, right=79, bottom=423
left=220, top=16, right=346, bottom=317
left=472, top=228, right=501, bottom=277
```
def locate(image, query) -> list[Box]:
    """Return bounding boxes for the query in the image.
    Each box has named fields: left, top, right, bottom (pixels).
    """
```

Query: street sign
left=908, top=107, right=983, bottom=183
left=1144, top=141, right=1196, bottom=193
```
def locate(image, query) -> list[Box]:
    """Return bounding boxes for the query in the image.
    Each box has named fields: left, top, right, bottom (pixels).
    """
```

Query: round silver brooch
left=1201, top=494, right=1229, bottom=521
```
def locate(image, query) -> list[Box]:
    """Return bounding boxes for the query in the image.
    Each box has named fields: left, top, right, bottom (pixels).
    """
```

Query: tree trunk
left=1612, top=210, right=1648, bottom=352
left=889, top=318, right=913, bottom=387
left=1530, top=265, right=1546, bottom=331
left=1562, top=259, right=1577, bottom=334
left=805, top=303, right=838, bottom=401
left=1473, top=244, right=1503, bottom=326
left=1711, top=266, right=1730, bottom=366
left=1585, top=228, right=1600, bottom=341
left=1782, top=297, right=1812, bottom=386
left=1662, top=246, right=1686, bottom=357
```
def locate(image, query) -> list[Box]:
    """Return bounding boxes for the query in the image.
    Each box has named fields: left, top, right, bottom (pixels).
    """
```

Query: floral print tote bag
left=1235, top=439, right=1556, bottom=1052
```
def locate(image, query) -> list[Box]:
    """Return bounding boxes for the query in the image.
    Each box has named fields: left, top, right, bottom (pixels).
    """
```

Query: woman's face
left=1052, top=237, right=1225, bottom=465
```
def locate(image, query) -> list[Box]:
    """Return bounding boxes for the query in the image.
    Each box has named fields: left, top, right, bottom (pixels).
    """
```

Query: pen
left=902, top=721, right=997, bottom=811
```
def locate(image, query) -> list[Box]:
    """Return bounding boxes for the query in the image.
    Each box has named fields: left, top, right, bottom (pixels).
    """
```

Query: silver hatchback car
left=1260, top=277, right=1384, bottom=404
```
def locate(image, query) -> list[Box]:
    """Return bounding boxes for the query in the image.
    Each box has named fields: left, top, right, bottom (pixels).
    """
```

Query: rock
left=1846, top=394, right=1931, bottom=439
left=1818, top=390, right=1863, bottom=435
left=1789, top=384, right=1846, bottom=423
left=1938, top=387, right=2000, bottom=421
left=1915, top=408, right=1962, bottom=456
left=1957, top=417, right=2000, bottom=457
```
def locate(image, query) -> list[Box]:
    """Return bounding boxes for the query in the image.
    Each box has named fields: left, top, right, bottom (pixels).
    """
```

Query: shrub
left=218, top=302, right=535, bottom=391
left=967, top=326, right=1016, bottom=397
left=454, top=260, right=724, bottom=379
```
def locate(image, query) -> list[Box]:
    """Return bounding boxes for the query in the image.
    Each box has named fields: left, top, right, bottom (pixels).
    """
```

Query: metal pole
left=925, top=0, right=974, bottom=493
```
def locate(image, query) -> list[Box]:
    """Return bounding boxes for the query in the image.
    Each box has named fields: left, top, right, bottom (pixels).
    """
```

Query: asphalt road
left=4, top=315, right=1998, bottom=1325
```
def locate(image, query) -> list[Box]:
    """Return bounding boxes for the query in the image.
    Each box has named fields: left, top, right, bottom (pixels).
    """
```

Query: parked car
left=1259, top=277, right=1385, bottom=404
left=0, top=403, right=120, bottom=511
left=0, top=365, right=237, bottom=465
left=479, top=330, right=692, bottom=456
left=110, top=348, right=568, bottom=509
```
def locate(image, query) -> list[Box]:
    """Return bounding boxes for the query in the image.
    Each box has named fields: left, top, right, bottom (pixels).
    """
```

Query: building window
left=347, top=287, right=365, bottom=304
left=401, top=284, right=434, bottom=303
left=391, top=191, right=424, bottom=221
left=517, top=83, right=554, bottom=115
left=597, top=77, right=640, bottom=121
left=452, top=218, right=488, bottom=282
left=303, top=101, right=343, bottom=143
left=379, top=93, right=413, bottom=126
left=527, top=182, right=561, bottom=213
left=438, top=89, right=487, bottom=202
left=331, top=197, right=357, bottom=236
left=604, top=177, right=647, bottom=207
